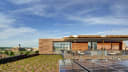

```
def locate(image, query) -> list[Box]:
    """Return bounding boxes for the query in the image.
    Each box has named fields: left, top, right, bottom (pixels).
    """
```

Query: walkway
left=59, top=59, right=128, bottom=72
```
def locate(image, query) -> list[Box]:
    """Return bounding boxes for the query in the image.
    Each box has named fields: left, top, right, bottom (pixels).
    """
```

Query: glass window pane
left=53, top=42, right=71, bottom=51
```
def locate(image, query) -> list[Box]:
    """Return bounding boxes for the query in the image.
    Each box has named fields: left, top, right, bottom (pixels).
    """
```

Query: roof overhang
left=64, top=35, right=128, bottom=42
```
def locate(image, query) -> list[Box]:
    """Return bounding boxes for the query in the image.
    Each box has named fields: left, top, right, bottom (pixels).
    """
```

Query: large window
left=88, top=41, right=97, bottom=50
left=92, top=42, right=97, bottom=50
left=53, top=42, right=71, bottom=51
left=88, top=42, right=92, bottom=50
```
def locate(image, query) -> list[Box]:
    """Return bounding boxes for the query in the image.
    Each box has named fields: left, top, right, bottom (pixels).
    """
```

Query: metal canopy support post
left=111, top=41, right=112, bottom=50
left=91, top=41, right=92, bottom=50
left=119, top=41, right=122, bottom=50
left=103, top=40, right=104, bottom=50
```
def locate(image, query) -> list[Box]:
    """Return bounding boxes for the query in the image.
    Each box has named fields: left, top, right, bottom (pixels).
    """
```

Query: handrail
left=73, top=60, right=91, bottom=72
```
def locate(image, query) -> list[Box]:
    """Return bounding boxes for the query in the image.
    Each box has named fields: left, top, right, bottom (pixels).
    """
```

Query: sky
left=0, top=0, right=128, bottom=47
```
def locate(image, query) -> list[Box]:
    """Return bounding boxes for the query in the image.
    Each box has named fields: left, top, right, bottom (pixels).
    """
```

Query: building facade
left=39, top=35, right=128, bottom=54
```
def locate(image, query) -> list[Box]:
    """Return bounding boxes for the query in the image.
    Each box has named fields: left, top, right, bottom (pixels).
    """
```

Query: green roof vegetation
left=0, top=55, right=62, bottom=72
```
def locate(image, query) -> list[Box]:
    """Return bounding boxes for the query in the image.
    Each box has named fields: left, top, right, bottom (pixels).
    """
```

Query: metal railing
left=73, top=59, right=90, bottom=72
left=0, top=54, right=39, bottom=64
left=59, top=59, right=89, bottom=72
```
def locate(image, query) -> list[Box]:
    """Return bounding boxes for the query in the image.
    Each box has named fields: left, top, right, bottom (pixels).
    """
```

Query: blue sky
left=0, top=0, right=128, bottom=47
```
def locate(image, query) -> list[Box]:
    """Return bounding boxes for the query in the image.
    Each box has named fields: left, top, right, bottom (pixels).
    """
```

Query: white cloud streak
left=68, top=16, right=128, bottom=25
left=84, top=17, right=128, bottom=25
left=8, top=0, right=41, bottom=4
left=95, top=28, right=128, bottom=35
left=10, top=4, right=48, bottom=17
left=0, top=27, right=37, bottom=39
left=0, top=40, right=38, bottom=47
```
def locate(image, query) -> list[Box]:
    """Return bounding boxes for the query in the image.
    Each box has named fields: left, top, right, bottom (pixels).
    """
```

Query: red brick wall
left=97, top=43, right=111, bottom=50
left=112, top=43, right=120, bottom=50
left=39, top=39, right=63, bottom=54
left=72, top=42, right=122, bottom=51
left=97, top=43, right=121, bottom=50
left=72, top=43, right=88, bottom=51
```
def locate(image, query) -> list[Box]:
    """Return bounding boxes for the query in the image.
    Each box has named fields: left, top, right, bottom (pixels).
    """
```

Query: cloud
left=8, top=0, right=41, bottom=4
left=8, top=0, right=128, bottom=18
left=68, top=16, right=128, bottom=25
left=76, top=8, right=100, bottom=16
left=8, top=0, right=107, bottom=18
left=37, top=30, right=71, bottom=38
left=64, top=0, right=128, bottom=25
left=83, top=17, right=128, bottom=25
left=10, top=4, right=48, bottom=17
left=0, top=13, right=16, bottom=28
left=0, top=12, right=38, bottom=47
left=0, top=28, right=71, bottom=47
left=55, top=0, right=107, bottom=11
left=66, top=0, right=128, bottom=25
left=0, top=27, right=37, bottom=39
left=110, top=0, right=128, bottom=17
left=0, top=40, right=38, bottom=47
left=95, top=28, right=128, bottom=35
left=3, top=0, right=128, bottom=47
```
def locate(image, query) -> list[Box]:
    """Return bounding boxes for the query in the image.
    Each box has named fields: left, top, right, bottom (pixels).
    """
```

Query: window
left=88, top=42, right=92, bottom=50
left=53, top=42, right=71, bottom=51
left=88, top=41, right=97, bottom=50
left=92, top=42, right=97, bottom=50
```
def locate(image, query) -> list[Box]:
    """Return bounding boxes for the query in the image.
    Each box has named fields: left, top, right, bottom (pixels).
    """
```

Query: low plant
left=0, top=55, right=62, bottom=72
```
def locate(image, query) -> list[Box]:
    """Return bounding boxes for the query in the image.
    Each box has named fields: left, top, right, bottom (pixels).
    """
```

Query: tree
left=24, top=51, right=30, bottom=55
left=4, top=51, right=15, bottom=56
left=35, top=51, right=39, bottom=54
left=4, top=50, right=9, bottom=55
left=9, top=51, right=15, bottom=56
left=20, top=51, right=23, bottom=55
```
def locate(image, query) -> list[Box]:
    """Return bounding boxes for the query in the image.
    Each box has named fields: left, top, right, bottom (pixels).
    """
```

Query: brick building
left=39, top=35, right=128, bottom=54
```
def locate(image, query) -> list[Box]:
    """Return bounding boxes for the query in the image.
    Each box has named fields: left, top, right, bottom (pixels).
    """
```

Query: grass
left=0, top=55, right=63, bottom=72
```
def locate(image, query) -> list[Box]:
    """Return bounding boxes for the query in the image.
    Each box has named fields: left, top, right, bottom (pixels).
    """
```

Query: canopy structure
left=64, top=35, right=128, bottom=42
